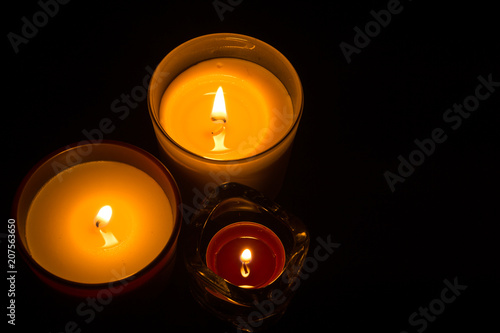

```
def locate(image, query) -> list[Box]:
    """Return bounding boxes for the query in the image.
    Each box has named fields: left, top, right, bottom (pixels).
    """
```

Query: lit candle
left=25, top=160, right=173, bottom=284
left=148, top=33, right=303, bottom=199
left=14, top=142, right=181, bottom=293
left=205, top=222, right=286, bottom=289
left=184, top=182, right=310, bottom=331
left=159, top=58, right=294, bottom=160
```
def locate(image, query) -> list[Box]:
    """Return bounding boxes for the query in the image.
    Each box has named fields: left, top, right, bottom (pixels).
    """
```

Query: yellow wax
left=26, top=161, right=173, bottom=284
left=159, top=58, right=294, bottom=160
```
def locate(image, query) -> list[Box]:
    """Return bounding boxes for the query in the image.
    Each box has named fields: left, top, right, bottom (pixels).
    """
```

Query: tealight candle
left=148, top=33, right=303, bottom=200
left=205, top=222, right=286, bottom=289
left=14, top=141, right=181, bottom=296
left=184, top=183, right=310, bottom=331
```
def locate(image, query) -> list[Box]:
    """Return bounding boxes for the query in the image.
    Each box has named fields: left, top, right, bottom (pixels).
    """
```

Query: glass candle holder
left=184, top=182, right=309, bottom=332
left=147, top=33, right=303, bottom=202
left=13, top=141, right=182, bottom=298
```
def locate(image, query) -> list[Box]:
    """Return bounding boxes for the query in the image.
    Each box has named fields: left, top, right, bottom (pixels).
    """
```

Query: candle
left=14, top=142, right=181, bottom=295
left=159, top=58, right=294, bottom=160
left=148, top=33, right=303, bottom=200
left=26, top=161, right=173, bottom=284
left=205, top=222, right=286, bottom=288
left=184, top=183, right=310, bottom=331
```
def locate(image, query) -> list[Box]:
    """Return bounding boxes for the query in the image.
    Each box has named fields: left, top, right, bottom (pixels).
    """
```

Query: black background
left=4, top=0, right=499, bottom=332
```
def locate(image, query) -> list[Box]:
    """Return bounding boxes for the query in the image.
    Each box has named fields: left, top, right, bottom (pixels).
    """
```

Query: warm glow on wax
left=26, top=161, right=174, bottom=284
left=158, top=58, right=294, bottom=161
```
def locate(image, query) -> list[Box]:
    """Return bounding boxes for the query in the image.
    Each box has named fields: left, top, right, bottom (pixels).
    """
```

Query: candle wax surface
left=26, top=161, right=173, bottom=284
left=159, top=58, right=294, bottom=160
left=213, top=237, right=279, bottom=288
left=206, top=222, right=285, bottom=288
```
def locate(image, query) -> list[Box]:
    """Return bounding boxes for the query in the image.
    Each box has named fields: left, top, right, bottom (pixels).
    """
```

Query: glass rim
left=147, top=32, right=304, bottom=164
left=12, top=140, right=182, bottom=293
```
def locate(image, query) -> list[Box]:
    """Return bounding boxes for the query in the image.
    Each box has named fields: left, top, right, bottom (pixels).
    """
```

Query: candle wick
left=211, top=117, right=226, bottom=123
left=211, top=117, right=229, bottom=151
left=241, top=262, right=250, bottom=278
left=211, top=118, right=226, bottom=136
left=211, top=124, right=225, bottom=136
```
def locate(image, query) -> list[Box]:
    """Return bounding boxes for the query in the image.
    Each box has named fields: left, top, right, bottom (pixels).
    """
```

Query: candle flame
left=95, top=205, right=112, bottom=228
left=95, top=205, right=118, bottom=247
left=211, top=86, right=227, bottom=123
left=240, top=249, right=251, bottom=278
left=240, top=249, right=252, bottom=263
left=211, top=86, right=229, bottom=151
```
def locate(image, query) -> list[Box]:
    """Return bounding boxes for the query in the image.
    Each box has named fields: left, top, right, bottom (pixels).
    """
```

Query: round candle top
left=159, top=58, right=294, bottom=160
left=206, top=222, right=285, bottom=288
left=26, top=161, right=174, bottom=284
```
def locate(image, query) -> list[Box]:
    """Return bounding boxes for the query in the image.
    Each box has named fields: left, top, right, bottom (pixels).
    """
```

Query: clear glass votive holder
left=184, top=182, right=309, bottom=332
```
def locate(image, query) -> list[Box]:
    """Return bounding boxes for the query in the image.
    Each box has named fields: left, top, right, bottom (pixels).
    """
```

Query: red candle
left=206, top=222, right=285, bottom=288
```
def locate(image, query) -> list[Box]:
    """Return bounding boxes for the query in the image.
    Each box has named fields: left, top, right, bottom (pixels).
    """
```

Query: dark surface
left=4, top=1, right=499, bottom=332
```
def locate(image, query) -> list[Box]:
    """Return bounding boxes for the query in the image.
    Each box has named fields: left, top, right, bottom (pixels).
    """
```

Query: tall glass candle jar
left=147, top=33, right=303, bottom=202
